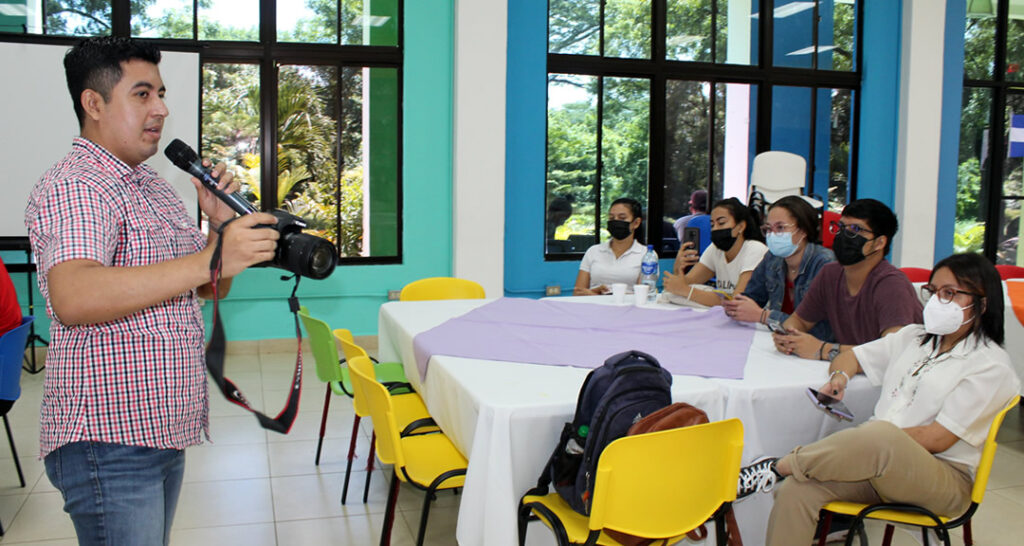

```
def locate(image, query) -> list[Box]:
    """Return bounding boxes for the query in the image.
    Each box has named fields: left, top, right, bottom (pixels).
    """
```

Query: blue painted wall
left=936, top=0, right=967, bottom=262
left=855, top=1, right=902, bottom=205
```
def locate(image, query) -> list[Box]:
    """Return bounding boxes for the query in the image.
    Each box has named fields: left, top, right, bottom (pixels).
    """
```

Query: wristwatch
left=826, top=343, right=841, bottom=362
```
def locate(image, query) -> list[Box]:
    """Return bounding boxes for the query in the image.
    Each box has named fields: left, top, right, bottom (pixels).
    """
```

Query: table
left=378, top=297, right=881, bottom=546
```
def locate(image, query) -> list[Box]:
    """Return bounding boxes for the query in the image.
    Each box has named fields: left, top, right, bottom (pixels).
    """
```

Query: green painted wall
left=212, top=0, right=454, bottom=340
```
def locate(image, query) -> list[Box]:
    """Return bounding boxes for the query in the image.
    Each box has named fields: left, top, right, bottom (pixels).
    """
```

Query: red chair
left=821, top=210, right=841, bottom=249
left=900, top=267, right=932, bottom=283
left=996, top=264, right=1024, bottom=280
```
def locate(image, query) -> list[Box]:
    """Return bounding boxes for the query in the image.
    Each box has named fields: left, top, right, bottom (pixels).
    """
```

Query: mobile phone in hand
left=766, top=318, right=788, bottom=334
left=683, top=227, right=700, bottom=254
left=806, top=387, right=854, bottom=421
left=711, top=289, right=734, bottom=301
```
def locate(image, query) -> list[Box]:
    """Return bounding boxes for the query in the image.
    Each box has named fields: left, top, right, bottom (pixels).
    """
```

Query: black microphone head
left=164, top=139, right=199, bottom=171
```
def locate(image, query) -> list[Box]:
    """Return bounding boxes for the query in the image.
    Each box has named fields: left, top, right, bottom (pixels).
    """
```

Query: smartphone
left=766, top=318, right=788, bottom=334
left=806, top=387, right=854, bottom=421
left=711, top=288, right=734, bottom=301
left=683, top=227, right=700, bottom=254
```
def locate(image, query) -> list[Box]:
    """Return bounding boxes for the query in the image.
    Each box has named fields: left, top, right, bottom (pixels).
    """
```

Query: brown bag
left=603, top=403, right=743, bottom=546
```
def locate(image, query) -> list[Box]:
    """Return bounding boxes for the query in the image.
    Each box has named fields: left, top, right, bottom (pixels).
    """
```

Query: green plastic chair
left=297, top=307, right=412, bottom=504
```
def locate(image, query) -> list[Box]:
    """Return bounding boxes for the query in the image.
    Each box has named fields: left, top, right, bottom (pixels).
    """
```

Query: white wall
left=0, top=42, right=200, bottom=238
left=892, top=0, right=946, bottom=268
left=452, top=0, right=507, bottom=297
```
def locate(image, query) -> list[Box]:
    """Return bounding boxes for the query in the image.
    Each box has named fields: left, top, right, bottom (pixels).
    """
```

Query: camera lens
left=277, top=232, right=338, bottom=279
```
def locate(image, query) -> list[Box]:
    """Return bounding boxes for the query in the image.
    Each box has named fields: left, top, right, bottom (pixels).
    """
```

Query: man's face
left=87, top=59, right=168, bottom=167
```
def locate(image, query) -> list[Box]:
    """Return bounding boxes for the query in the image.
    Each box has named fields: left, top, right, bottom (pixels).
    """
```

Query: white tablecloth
left=378, top=296, right=881, bottom=546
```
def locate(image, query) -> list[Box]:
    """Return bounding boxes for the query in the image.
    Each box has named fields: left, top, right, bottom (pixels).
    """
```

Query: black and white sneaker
left=736, top=457, right=779, bottom=499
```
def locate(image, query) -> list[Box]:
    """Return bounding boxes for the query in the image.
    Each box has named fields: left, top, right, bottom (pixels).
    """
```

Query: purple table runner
left=411, top=298, right=755, bottom=380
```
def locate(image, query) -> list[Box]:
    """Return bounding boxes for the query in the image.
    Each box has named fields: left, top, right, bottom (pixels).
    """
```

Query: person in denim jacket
left=724, top=196, right=835, bottom=342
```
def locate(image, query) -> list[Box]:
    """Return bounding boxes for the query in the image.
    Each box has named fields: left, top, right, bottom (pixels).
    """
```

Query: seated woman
left=573, top=198, right=646, bottom=296
left=723, top=196, right=835, bottom=341
left=734, top=253, right=1020, bottom=546
left=663, top=197, right=767, bottom=307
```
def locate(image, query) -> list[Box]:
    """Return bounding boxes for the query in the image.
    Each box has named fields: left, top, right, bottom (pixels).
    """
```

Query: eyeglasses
left=760, top=222, right=796, bottom=235
left=828, top=221, right=874, bottom=239
left=920, top=284, right=979, bottom=304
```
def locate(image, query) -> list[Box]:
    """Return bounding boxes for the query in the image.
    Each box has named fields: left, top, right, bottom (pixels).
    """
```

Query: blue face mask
left=766, top=231, right=802, bottom=258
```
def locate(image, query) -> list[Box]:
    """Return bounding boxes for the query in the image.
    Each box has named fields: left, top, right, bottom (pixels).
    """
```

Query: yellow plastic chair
left=399, top=276, right=485, bottom=301
left=518, top=418, right=744, bottom=546
left=347, top=354, right=467, bottom=546
left=333, top=329, right=439, bottom=507
left=818, top=395, right=1021, bottom=546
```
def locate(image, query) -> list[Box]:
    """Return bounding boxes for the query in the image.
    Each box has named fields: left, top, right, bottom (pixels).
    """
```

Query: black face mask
left=833, top=233, right=874, bottom=265
left=607, top=220, right=633, bottom=241
left=710, top=227, right=737, bottom=251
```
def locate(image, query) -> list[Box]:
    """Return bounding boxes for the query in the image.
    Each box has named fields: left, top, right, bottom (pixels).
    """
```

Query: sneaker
left=737, top=457, right=779, bottom=499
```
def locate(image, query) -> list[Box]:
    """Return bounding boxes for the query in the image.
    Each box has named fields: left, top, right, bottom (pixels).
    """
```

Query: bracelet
left=687, top=285, right=695, bottom=301
left=760, top=309, right=768, bottom=324
left=817, top=341, right=827, bottom=360
left=829, top=369, right=850, bottom=386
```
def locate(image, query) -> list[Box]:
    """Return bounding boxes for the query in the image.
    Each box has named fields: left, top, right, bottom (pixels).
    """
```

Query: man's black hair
left=64, top=37, right=162, bottom=127
left=841, top=198, right=898, bottom=254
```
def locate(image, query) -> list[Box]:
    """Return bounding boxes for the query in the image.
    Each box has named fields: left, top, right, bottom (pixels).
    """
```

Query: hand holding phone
left=766, top=318, right=788, bottom=334
left=806, top=387, right=854, bottom=421
left=682, top=227, right=700, bottom=254
left=711, top=289, right=734, bottom=301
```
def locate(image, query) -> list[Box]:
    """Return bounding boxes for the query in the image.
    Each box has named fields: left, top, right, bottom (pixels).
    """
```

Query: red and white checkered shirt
left=26, top=138, right=209, bottom=457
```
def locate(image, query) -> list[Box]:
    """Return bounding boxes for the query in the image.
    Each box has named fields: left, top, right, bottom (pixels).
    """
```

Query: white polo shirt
left=579, top=240, right=646, bottom=288
left=698, top=239, right=768, bottom=294
left=853, top=324, right=1021, bottom=473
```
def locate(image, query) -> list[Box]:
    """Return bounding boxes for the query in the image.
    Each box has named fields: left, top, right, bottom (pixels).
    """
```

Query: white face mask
left=923, top=294, right=974, bottom=336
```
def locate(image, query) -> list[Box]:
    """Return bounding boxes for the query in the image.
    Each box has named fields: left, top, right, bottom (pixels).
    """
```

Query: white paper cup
left=611, top=283, right=627, bottom=304
left=633, top=284, right=649, bottom=305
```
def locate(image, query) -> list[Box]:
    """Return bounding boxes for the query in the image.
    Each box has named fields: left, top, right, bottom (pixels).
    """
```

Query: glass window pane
left=546, top=74, right=598, bottom=255
left=719, top=0, right=759, bottom=65
left=601, top=77, right=649, bottom=244
left=354, top=66, right=400, bottom=256
left=719, top=82, right=758, bottom=201
left=825, top=0, right=856, bottom=71
left=954, top=87, right=991, bottom=255
left=1000, top=95, right=1024, bottom=264
left=666, top=0, right=712, bottom=63
left=199, top=0, right=257, bottom=41
left=341, top=0, right=398, bottom=46
left=604, top=0, right=650, bottom=59
left=826, top=88, right=853, bottom=209
left=770, top=85, right=812, bottom=175
left=277, top=0, right=336, bottom=43
left=0, top=0, right=41, bottom=34
left=1008, top=16, right=1024, bottom=82
left=132, top=0, right=192, bottom=39
left=202, top=63, right=261, bottom=213
left=963, top=10, right=995, bottom=80
left=998, top=199, right=1022, bottom=264
left=772, top=0, right=815, bottom=68
left=665, top=80, right=712, bottom=235
left=44, top=0, right=111, bottom=36
left=548, top=0, right=599, bottom=55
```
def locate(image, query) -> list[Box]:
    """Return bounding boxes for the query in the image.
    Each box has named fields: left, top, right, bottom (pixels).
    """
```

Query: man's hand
left=216, top=213, right=281, bottom=278
left=772, top=329, right=823, bottom=360
left=673, top=241, right=699, bottom=274
left=191, top=160, right=241, bottom=227
left=723, top=294, right=763, bottom=322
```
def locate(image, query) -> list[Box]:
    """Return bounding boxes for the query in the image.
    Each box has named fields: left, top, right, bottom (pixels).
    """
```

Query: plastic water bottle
left=640, top=245, right=659, bottom=302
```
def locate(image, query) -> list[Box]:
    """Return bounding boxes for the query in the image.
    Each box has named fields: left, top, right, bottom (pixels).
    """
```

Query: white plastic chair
left=748, top=151, right=822, bottom=210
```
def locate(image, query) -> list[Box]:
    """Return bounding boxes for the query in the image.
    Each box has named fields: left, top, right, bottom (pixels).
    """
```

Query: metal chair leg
left=818, top=512, right=833, bottom=546
left=363, top=431, right=376, bottom=503
left=3, top=416, right=23, bottom=488
left=379, top=470, right=401, bottom=546
left=416, top=490, right=436, bottom=546
left=341, top=415, right=361, bottom=505
left=314, top=385, right=331, bottom=465
left=882, top=524, right=895, bottom=546
left=964, top=518, right=973, bottom=546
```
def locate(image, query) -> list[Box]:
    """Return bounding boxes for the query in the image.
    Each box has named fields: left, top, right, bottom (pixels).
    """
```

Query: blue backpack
left=532, top=350, right=673, bottom=515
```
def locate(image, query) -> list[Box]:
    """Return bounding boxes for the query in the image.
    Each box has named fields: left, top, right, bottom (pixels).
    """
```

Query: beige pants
left=765, top=420, right=973, bottom=546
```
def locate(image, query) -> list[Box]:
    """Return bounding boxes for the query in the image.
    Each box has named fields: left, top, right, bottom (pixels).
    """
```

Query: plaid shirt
left=26, top=138, right=209, bottom=457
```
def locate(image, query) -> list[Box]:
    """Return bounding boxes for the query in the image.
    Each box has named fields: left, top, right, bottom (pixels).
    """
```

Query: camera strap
left=204, top=222, right=302, bottom=434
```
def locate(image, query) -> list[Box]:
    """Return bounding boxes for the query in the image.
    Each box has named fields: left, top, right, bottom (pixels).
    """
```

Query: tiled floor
left=1, top=340, right=1023, bottom=545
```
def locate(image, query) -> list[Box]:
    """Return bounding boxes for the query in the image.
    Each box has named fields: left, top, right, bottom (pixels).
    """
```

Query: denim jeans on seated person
left=44, top=441, right=185, bottom=546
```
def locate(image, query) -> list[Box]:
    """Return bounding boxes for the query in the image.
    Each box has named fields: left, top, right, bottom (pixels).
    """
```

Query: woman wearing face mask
left=735, top=253, right=1021, bottom=546
left=664, top=197, right=767, bottom=307
left=574, top=198, right=646, bottom=296
left=723, top=197, right=835, bottom=340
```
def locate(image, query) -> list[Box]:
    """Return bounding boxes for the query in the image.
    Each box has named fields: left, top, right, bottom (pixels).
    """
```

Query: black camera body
left=164, top=139, right=338, bottom=280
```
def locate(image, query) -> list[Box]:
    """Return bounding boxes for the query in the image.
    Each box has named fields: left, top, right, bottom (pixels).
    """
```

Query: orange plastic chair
left=995, top=264, right=1024, bottom=280
left=399, top=277, right=485, bottom=301
left=822, top=210, right=841, bottom=249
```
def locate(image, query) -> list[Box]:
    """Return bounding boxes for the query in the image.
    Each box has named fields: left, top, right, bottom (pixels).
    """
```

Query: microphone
left=164, top=139, right=257, bottom=216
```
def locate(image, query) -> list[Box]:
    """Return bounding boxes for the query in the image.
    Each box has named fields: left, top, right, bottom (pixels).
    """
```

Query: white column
left=452, top=0, right=507, bottom=296
left=893, top=0, right=946, bottom=268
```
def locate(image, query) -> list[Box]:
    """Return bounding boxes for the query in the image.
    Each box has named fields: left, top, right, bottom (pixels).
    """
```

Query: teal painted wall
left=209, top=0, right=454, bottom=340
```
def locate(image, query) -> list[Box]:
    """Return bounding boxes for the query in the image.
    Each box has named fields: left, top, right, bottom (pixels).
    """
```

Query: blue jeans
left=44, top=441, right=186, bottom=546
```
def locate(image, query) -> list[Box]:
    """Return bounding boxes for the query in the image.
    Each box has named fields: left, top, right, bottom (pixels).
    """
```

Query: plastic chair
left=748, top=151, right=823, bottom=213
left=818, top=395, right=1021, bottom=546
left=347, top=354, right=466, bottom=546
left=822, top=210, right=841, bottom=249
left=995, top=264, right=1024, bottom=280
left=518, top=418, right=744, bottom=546
left=0, top=317, right=34, bottom=536
left=900, top=267, right=932, bottom=283
left=296, top=308, right=414, bottom=505
left=399, top=277, right=485, bottom=301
